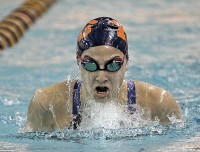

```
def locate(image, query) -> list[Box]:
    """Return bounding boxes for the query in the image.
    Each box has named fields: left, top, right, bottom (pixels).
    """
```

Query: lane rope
left=0, top=0, right=56, bottom=50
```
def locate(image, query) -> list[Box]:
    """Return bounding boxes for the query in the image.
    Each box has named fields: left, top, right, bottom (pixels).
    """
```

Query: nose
left=95, top=70, right=109, bottom=84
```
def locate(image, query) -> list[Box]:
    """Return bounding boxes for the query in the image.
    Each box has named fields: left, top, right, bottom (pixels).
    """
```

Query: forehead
left=81, top=45, right=124, bottom=60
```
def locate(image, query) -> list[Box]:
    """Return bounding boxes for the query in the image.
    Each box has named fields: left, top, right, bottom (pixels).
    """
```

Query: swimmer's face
left=78, top=45, right=128, bottom=102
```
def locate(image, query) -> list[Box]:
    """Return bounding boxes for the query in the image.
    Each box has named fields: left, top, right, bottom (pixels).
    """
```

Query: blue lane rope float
left=0, top=0, right=56, bottom=50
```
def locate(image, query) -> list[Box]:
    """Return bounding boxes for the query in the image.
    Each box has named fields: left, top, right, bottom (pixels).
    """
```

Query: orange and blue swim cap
left=76, top=17, right=128, bottom=59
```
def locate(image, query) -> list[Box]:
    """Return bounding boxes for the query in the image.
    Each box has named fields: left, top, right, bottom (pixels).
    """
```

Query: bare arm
left=27, top=89, right=57, bottom=132
left=150, top=88, right=181, bottom=124
left=135, top=81, right=181, bottom=124
left=156, top=90, right=181, bottom=124
left=24, top=81, right=73, bottom=132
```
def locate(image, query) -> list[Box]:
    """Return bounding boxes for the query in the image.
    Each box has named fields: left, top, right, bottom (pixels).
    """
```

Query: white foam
left=79, top=99, right=149, bottom=130
left=0, top=97, right=21, bottom=107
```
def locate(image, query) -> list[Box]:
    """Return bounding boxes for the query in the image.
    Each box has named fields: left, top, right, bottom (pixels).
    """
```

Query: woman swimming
left=25, top=17, right=181, bottom=132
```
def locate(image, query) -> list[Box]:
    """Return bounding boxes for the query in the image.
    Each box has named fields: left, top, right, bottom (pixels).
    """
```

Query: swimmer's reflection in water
left=22, top=17, right=181, bottom=132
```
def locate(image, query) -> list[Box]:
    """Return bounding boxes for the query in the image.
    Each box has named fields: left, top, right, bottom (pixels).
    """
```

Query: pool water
left=0, top=0, right=200, bottom=151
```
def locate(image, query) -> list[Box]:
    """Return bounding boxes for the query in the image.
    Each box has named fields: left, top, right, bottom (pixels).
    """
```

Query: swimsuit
left=71, top=80, right=136, bottom=129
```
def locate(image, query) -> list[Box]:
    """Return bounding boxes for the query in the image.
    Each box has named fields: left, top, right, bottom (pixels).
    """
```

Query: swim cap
left=76, top=17, right=128, bottom=59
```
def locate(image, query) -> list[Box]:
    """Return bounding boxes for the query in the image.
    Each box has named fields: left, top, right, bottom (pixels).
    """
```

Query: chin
left=93, top=95, right=110, bottom=102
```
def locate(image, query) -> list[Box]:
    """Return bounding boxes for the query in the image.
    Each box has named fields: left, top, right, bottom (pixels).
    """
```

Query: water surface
left=0, top=0, right=200, bottom=151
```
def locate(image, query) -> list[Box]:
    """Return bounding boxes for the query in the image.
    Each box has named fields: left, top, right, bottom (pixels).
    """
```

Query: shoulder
left=27, top=79, right=79, bottom=131
left=28, top=81, right=68, bottom=118
left=30, top=81, right=67, bottom=106
left=33, top=79, right=79, bottom=99
left=38, top=81, right=68, bottom=95
left=134, top=80, right=173, bottom=103
left=30, top=79, right=78, bottom=109
left=134, top=80, right=181, bottom=123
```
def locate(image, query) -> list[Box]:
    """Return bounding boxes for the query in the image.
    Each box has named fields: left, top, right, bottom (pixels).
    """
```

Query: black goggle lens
left=106, top=60, right=122, bottom=72
left=81, top=59, right=124, bottom=72
left=83, top=62, right=97, bottom=71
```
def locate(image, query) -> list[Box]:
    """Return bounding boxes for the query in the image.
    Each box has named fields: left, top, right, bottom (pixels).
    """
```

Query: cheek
left=116, top=65, right=127, bottom=77
left=80, top=69, right=97, bottom=96
left=110, top=68, right=126, bottom=85
left=80, top=68, right=95, bottom=84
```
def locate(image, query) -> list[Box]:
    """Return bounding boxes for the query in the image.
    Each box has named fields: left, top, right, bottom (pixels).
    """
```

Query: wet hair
left=76, top=17, right=128, bottom=60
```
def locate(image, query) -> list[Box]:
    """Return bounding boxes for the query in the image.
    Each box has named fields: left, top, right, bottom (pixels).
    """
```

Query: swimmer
left=25, top=17, right=181, bottom=132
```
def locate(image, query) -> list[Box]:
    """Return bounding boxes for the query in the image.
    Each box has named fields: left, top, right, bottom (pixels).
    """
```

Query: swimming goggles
left=79, top=57, right=124, bottom=72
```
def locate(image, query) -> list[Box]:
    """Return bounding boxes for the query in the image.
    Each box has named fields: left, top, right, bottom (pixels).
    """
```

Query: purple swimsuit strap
left=127, top=80, right=136, bottom=113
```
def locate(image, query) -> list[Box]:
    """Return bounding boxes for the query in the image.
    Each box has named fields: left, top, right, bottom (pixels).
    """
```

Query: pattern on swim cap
left=76, top=17, right=128, bottom=59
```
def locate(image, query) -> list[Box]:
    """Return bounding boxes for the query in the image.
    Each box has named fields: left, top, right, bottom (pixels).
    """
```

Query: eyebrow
left=82, top=55, right=95, bottom=61
left=82, top=55, right=122, bottom=62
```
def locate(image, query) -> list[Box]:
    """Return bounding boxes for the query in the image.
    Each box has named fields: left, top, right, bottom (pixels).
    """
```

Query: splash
left=0, top=97, right=22, bottom=107
left=12, top=121, right=185, bottom=141
left=78, top=98, right=152, bottom=130
left=0, top=112, right=26, bottom=127
left=15, top=98, right=186, bottom=141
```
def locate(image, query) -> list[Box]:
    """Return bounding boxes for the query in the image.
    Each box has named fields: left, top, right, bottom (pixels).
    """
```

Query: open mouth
left=96, top=86, right=109, bottom=92
left=95, top=86, right=109, bottom=98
